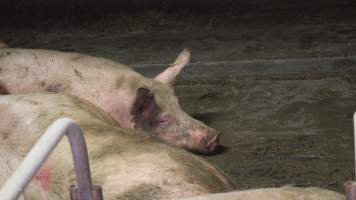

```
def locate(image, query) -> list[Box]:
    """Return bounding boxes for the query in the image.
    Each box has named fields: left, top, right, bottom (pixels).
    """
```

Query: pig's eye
left=158, top=115, right=172, bottom=127
left=159, top=119, right=168, bottom=125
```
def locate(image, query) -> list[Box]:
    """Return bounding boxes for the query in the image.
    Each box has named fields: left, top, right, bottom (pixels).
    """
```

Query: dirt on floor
left=1, top=5, right=356, bottom=193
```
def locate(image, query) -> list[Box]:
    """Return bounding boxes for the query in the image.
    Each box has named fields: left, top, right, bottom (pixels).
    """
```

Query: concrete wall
left=1, top=0, right=354, bottom=13
left=0, top=0, right=354, bottom=26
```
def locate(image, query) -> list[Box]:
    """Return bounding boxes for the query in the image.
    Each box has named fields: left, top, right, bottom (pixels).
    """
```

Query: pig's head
left=105, top=49, right=220, bottom=154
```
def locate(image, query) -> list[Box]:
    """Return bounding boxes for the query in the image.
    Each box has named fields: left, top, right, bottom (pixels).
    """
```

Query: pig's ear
left=131, top=87, right=161, bottom=131
left=155, top=49, right=191, bottom=85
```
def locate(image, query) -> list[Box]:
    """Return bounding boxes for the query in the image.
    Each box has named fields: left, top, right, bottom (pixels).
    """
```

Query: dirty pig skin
left=0, top=93, right=235, bottom=200
left=0, top=47, right=219, bottom=154
left=175, top=186, right=344, bottom=200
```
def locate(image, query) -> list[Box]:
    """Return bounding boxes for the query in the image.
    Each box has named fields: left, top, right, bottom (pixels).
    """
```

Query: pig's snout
left=189, top=128, right=221, bottom=154
left=206, top=133, right=220, bottom=153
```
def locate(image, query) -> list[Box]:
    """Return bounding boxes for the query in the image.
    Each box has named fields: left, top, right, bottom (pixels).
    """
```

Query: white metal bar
left=0, top=117, right=94, bottom=200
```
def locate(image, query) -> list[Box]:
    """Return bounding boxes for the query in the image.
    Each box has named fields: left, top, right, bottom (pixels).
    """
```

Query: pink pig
left=0, top=47, right=219, bottom=154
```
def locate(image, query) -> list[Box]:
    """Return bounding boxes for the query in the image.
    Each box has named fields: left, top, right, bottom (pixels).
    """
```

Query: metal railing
left=345, top=112, right=356, bottom=200
left=0, top=118, right=102, bottom=200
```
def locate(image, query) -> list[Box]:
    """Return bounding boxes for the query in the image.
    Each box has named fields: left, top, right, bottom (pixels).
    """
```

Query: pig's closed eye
left=158, top=115, right=172, bottom=127
left=159, top=119, right=168, bottom=125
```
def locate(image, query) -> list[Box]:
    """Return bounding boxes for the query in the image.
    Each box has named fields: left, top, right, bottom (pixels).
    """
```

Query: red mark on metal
left=34, top=167, right=52, bottom=191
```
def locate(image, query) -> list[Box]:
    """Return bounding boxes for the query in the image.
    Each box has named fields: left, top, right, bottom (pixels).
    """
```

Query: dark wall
left=1, top=0, right=354, bottom=27
left=1, top=0, right=354, bottom=14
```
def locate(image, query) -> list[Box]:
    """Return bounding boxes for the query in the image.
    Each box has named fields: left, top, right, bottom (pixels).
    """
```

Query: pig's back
left=174, top=187, right=345, bottom=200
left=0, top=93, right=235, bottom=200
left=0, top=48, right=141, bottom=94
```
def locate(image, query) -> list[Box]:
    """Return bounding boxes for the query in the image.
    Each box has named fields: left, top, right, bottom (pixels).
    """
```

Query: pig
left=0, top=93, right=235, bottom=199
left=0, top=47, right=219, bottom=154
left=175, top=186, right=345, bottom=200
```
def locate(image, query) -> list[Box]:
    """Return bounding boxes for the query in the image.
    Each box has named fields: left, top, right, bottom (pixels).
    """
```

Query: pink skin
left=152, top=112, right=221, bottom=154
left=34, top=167, right=52, bottom=191
left=187, top=128, right=221, bottom=154
left=95, top=90, right=136, bottom=129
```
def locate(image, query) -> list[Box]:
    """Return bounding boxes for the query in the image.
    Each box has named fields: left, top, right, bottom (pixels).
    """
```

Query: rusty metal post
left=64, top=119, right=104, bottom=200
left=70, top=185, right=104, bottom=200
left=66, top=123, right=94, bottom=200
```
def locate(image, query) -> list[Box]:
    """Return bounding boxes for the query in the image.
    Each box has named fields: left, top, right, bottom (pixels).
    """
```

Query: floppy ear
left=155, top=49, right=191, bottom=85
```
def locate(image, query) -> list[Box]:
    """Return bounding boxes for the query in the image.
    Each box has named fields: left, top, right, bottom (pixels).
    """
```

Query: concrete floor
left=1, top=4, right=355, bottom=192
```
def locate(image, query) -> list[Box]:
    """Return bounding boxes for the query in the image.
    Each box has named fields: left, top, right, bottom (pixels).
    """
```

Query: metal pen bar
left=345, top=112, right=356, bottom=200
left=354, top=112, right=356, bottom=181
left=0, top=118, right=95, bottom=200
